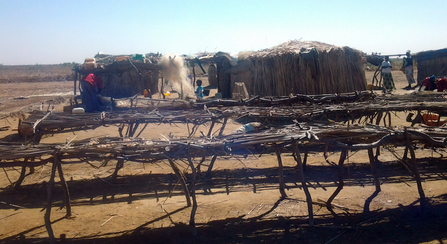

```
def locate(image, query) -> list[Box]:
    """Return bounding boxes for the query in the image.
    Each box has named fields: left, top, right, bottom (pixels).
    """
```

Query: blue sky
left=1, top=0, right=446, bottom=65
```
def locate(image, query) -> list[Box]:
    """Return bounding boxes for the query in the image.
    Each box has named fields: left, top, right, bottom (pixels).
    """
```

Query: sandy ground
left=1, top=72, right=447, bottom=244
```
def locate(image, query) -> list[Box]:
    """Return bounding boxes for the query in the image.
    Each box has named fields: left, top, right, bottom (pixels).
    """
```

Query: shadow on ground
left=3, top=195, right=447, bottom=244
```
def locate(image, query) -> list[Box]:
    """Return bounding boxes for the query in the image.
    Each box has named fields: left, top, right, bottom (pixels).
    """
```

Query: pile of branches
left=2, top=123, right=447, bottom=166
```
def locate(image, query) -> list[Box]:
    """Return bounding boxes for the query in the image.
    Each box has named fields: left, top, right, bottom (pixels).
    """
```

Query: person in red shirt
left=80, top=72, right=103, bottom=112
left=436, top=78, right=447, bottom=92
left=419, top=75, right=437, bottom=91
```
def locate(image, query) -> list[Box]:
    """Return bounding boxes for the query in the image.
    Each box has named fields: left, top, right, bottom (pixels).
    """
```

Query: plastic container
left=72, top=107, right=85, bottom=114
left=131, top=54, right=144, bottom=61
left=422, top=113, right=440, bottom=122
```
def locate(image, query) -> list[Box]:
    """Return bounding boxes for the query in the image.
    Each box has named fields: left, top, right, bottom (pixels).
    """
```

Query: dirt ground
left=1, top=72, right=447, bottom=244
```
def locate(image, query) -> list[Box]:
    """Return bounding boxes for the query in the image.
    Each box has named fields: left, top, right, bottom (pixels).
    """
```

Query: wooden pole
left=110, top=159, right=124, bottom=182
left=327, top=149, right=347, bottom=206
left=303, top=145, right=308, bottom=170
left=375, top=111, right=383, bottom=125
left=292, top=139, right=314, bottom=226
left=405, top=128, right=426, bottom=212
left=167, top=158, right=191, bottom=207
left=187, top=148, right=198, bottom=236
left=218, top=118, right=228, bottom=137
left=44, top=157, right=57, bottom=244
left=55, top=155, right=71, bottom=218
left=206, top=155, right=218, bottom=178
left=14, top=162, right=28, bottom=190
left=207, top=121, right=215, bottom=138
left=275, top=146, right=287, bottom=199
left=192, top=64, right=196, bottom=90
left=368, top=148, right=381, bottom=192
left=73, top=70, right=78, bottom=96
left=161, top=76, right=165, bottom=99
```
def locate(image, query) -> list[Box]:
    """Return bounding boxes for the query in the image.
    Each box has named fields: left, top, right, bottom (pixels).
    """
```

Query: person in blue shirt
left=195, top=79, right=204, bottom=99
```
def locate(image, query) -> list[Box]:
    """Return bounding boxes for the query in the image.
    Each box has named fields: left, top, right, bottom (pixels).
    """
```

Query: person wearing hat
left=402, top=51, right=416, bottom=89
left=381, top=56, right=395, bottom=92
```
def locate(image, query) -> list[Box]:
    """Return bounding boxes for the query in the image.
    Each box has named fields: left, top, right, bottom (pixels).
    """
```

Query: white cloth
left=381, top=61, right=392, bottom=73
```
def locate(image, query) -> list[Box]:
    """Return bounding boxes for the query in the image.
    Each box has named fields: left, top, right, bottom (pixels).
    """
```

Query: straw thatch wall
left=416, top=48, right=447, bottom=82
left=218, top=41, right=366, bottom=98
left=77, top=54, right=160, bottom=99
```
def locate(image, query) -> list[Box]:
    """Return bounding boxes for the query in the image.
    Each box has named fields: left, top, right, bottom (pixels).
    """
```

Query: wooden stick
left=56, top=155, right=71, bottom=218
left=292, top=139, right=314, bottom=226
left=110, top=159, right=124, bottom=182
left=207, top=121, right=215, bottom=138
left=405, top=128, right=426, bottom=212
left=2, top=168, right=13, bottom=186
left=368, top=148, right=381, bottom=192
left=218, top=118, right=228, bottom=137
left=44, top=157, right=57, bottom=244
left=100, top=215, right=115, bottom=227
left=206, top=155, right=218, bottom=178
left=327, top=149, right=347, bottom=206
left=0, top=201, right=26, bottom=209
left=186, top=147, right=198, bottom=236
left=14, top=161, right=29, bottom=189
left=275, top=146, right=287, bottom=199
left=166, top=157, right=191, bottom=207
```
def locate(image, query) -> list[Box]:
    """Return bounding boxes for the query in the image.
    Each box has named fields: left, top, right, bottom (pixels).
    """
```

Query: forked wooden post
left=167, top=158, right=191, bottom=207
left=368, top=148, right=381, bottom=192
left=292, top=139, right=314, bottom=226
left=405, top=129, right=426, bottom=212
left=327, top=149, right=347, bottom=206
left=55, top=155, right=71, bottom=218
left=44, top=156, right=58, bottom=244
left=14, top=160, right=28, bottom=189
left=275, top=146, right=287, bottom=199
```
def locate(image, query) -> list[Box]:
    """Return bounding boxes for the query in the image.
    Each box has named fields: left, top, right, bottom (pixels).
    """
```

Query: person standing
left=195, top=79, right=204, bottom=99
left=80, top=72, right=103, bottom=112
left=381, top=56, right=395, bottom=92
left=402, top=51, right=416, bottom=89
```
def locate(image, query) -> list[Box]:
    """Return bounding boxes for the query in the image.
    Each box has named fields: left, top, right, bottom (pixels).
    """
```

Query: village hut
left=415, top=48, right=447, bottom=82
left=74, top=53, right=161, bottom=98
left=213, top=40, right=367, bottom=98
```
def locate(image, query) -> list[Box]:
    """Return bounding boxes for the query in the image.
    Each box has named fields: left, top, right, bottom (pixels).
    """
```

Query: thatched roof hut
left=415, top=48, right=447, bottom=81
left=75, top=53, right=160, bottom=98
left=213, top=41, right=366, bottom=98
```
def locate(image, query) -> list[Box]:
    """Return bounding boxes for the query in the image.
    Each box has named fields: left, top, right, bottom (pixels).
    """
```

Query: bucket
left=203, top=89, right=210, bottom=96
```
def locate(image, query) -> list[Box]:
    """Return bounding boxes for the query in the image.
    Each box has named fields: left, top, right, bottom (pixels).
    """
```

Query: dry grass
left=232, top=41, right=367, bottom=96
left=0, top=64, right=75, bottom=83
